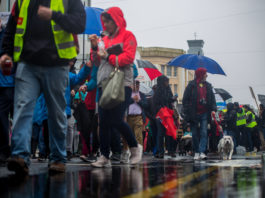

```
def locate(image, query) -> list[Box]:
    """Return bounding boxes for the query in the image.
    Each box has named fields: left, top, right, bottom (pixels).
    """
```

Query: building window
left=161, top=65, right=165, bottom=74
left=173, top=67, right=177, bottom=77
left=174, top=84, right=178, bottom=94
left=167, top=66, right=172, bottom=76
left=169, top=84, right=172, bottom=91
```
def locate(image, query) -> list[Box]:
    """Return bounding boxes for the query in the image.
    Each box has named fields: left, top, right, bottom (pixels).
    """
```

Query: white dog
left=218, top=135, right=234, bottom=160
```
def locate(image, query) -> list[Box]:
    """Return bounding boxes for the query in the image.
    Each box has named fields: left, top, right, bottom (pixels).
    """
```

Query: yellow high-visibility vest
left=246, top=111, right=257, bottom=128
left=236, top=108, right=246, bottom=126
left=14, top=0, right=77, bottom=62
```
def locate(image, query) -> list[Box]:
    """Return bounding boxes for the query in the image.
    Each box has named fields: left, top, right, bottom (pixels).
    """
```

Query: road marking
left=123, top=166, right=218, bottom=198
left=178, top=174, right=218, bottom=198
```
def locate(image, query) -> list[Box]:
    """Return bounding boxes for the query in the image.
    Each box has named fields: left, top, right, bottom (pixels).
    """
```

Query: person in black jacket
left=0, top=0, right=86, bottom=174
left=153, top=75, right=176, bottom=158
left=182, top=68, right=216, bottom=160
left=223, top=102, right=237, bottom=150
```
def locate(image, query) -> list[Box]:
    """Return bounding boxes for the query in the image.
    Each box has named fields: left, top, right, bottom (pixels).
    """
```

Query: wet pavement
left=0, top=154, right=264, bottom=198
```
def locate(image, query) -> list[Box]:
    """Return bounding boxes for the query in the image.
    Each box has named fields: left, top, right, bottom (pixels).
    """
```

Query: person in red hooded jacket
left=89, top=7, right=142, bottom=167
left=182, top=67, right=216, bottom=160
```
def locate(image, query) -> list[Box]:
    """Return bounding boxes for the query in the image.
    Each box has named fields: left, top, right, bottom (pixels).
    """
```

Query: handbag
left=99, top=58, right=125, bottom=109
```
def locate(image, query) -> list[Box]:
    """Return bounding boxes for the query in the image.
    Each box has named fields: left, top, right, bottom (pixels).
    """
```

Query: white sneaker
left=199, top=153, right=207, bottom=160
left=91, top=155, right=111, bottom=168
left=130, top=144, right=143, bottom=165
left=194, top=153, right=200, bottom=160
left=121, top=150, right=130, bottom=164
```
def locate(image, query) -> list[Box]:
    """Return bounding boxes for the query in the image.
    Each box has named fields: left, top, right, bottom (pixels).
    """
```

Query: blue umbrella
left=167, top=54, right=226, bottom=75
left=83, top=7, right=104, bottom=35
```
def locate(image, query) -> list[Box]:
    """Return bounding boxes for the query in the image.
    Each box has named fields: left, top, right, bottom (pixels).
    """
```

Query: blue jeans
left=191, top=113, right=208, bottom=153
left=11, top=62, right=69, bottom=165
left=98, top=87, right=138, bottom=158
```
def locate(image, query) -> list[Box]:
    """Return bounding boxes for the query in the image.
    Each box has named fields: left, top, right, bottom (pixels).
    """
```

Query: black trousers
left=0, top=87, right=14, bottom=158
left=74, top=102, right=95, bottom=154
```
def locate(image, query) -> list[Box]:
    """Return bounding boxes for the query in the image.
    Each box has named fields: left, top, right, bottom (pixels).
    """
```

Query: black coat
left=182, top=80, right=217, bottom=123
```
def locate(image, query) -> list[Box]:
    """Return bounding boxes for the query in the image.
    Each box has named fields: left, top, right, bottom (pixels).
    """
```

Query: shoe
left=130, top=144, right=143, bottom=165
left=170, top=153, right=177, bottom=158
left=194, top=153, right=200, bottom=160
left=121, top=150, right=130, bottom=164
left=80, top=155, right=97, bottom=163
left=38, top=157, right=46, bottom=162
left=199, top=153, right=207, bottom=160
left=7, top=156, right=29, bottom=175
left=91, top=155, right=111, bottom=168
left=49, top=162, right=66, bottom=173
left=110, top=153, right=121, bottom=164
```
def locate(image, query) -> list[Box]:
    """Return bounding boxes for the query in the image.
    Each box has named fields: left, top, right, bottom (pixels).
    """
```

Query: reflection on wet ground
left=0, top=156, right=264, bottom=198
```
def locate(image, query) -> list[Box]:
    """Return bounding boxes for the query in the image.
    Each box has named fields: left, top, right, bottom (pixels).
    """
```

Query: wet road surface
left=0, top=154, right=264, bottom=198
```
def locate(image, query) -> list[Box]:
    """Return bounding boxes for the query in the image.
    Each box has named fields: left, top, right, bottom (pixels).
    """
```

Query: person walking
left=89, top=7, right=142, bottom=167
left=0, top=0, right=86, bottom=174
left=182, top=67, right=217, bottom=160
left=222, top=102, right=237, bottom=151
left=234, top=102, right=247, bottom=148
left=153, top=75, right=176, bottom=158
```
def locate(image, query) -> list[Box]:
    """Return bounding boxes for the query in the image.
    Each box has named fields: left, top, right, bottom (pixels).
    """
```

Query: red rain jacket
left=101, top=7, right=137, bottom=67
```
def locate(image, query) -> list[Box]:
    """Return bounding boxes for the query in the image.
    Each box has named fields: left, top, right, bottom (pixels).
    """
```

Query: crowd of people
left=0, top=1, right=265, bottom=177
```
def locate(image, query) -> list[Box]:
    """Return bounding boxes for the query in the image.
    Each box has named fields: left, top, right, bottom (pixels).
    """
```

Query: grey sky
left=92, top=0, right=265, bottom=107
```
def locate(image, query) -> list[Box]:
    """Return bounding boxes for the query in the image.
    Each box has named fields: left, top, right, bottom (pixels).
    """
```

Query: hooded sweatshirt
left=97, top=7, right=137, bottom=87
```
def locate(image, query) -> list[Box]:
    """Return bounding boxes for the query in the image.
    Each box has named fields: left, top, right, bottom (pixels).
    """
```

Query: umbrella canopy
left=83, top=7, right=103, bottom=35
left=139, top=82, right=153, bottom=96
left=168, top=54, right=226, bottom=75
left=214, top=88, right=232, bottom=101
left=136, top=59, right=162, bottom=81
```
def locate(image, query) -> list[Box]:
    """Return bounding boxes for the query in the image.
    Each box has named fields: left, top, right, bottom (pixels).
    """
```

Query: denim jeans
left=11, top=62, right=69, bottom=165
left=98, top=87, right=138, bottom=158
left=191, top=113, right=208, bottom=153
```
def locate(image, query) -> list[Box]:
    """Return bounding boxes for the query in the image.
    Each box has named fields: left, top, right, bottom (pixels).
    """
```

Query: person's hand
left=0, top=54, right=13, bottom=69
left=89, top=34, right=98, bottom=48
left=97, top=49, right=108, bottom=59
left=38, top=6, right=52, bottom=20
left=70, top=90, right=76, bottom=97
left=79, top=85, right=87, bottom=92
left=85, top=60, right=92, bottom=68
left=133, top=95, right=140, bottom=102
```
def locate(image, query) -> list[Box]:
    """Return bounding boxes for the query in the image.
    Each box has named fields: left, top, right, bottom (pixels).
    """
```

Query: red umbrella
left=135, top=59, right=162, bottom=81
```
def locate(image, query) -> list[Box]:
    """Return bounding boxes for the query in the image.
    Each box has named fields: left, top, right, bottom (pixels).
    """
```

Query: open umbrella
left=81, top=7, right=103, bottom=63
left=168, top=54, right=226, bottom=75
left=214, top=88, right=232, bottom=101
left=136, top=59, right=162, bottom=81
left=83, top=7, right=104, bottom=35
left=139, top=82, right=153, bottom=96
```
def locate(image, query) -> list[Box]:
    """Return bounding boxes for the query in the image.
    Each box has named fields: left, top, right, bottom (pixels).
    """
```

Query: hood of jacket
left=101, top=7, right=126, bottom=32
left=195, top=67, right=207, bottom=83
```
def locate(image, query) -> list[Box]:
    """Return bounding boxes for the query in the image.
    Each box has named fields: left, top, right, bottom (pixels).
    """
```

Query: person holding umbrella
left=182, top=67, right=217, bottom=160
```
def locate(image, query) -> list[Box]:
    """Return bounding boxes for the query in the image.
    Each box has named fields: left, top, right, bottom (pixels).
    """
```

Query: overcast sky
left=91, top=0, right=265, bottom=107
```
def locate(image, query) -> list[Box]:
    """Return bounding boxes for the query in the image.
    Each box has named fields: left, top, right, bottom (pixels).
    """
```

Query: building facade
left=137, top=47, right=194, bottom=102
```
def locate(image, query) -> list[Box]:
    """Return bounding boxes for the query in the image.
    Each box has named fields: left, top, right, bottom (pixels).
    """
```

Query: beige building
left=137, top=47, right=194, bottom=102
left=0, top=0, right=15, bottom=12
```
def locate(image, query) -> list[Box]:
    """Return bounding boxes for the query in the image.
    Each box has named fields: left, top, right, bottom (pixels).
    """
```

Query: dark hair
left=101, top=12, right=114, bottom=21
